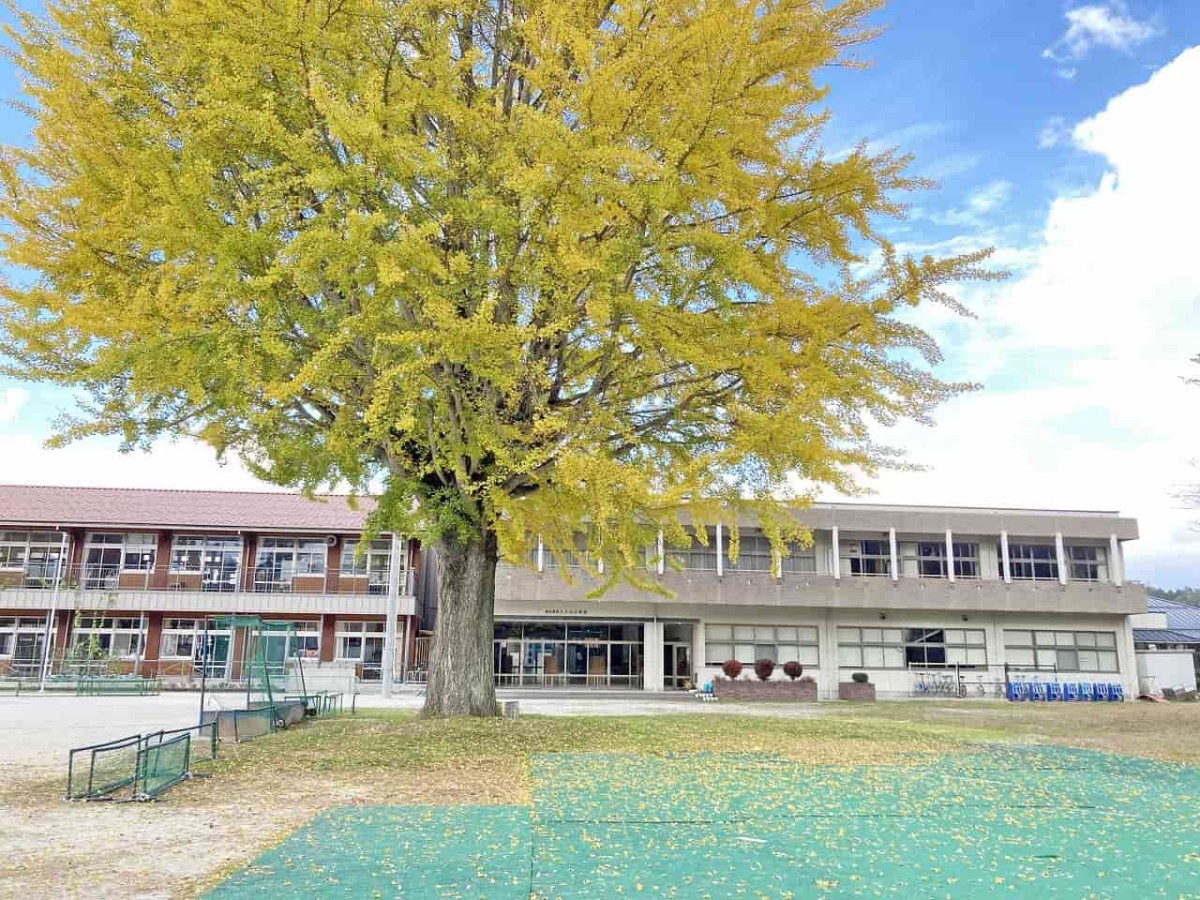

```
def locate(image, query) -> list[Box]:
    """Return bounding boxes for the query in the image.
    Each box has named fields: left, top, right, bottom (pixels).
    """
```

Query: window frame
left=703, top=623, right=820, bottom=667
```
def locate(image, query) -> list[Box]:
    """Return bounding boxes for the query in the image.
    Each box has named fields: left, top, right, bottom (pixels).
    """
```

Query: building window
left=1003, top=630, right=1118, bottom=673
left=1067, top=546, right=1108, bottom=582
left=723, top=536, right=817, bottom=575
left=170, top=535, right=242, bottom=592
left=0, top=617, right=47, bottom=660
left=0, top=531, right=67, bottom=587
left=83, top=533, right=157, bottom=589
left=340, top=539, right=393, bottom=593
left=837, top=627, right=904, bottom=668
left=841, top=539, right=891, bottom=577
left=159, top=618, right=199, bottom=658
left=72, top=617, right=144, bottom=658
left=904, top=628, right=987, bottom=667
left=1005, top=543, right=1059, bottom=581
left=335, top=620, right=386, bottom=679
left=668, top=532, right=719, bottom=571
left=704, top=625, right=819, bottom=666
left=904, top=542, right=980, bottom=579
left=254, top=537, right=327, bottom=592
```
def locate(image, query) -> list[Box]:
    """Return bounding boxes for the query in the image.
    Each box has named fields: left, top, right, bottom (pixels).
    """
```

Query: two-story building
left=1, top=485, right=1146, bottom=699
left=0, top=486, right=418, bottom=684
left=477, top=503, right=1146, bottom=698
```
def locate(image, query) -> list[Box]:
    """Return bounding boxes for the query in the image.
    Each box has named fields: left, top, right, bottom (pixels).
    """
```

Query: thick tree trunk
left=422, top=527, right=499, bottom=717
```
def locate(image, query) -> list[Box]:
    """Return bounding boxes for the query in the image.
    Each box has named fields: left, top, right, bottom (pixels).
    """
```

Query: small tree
left=722, top=660, right=744, bottom=680
left=782, top=661, right=803, bottom=681
left=754, top=658, right=775, bottom=681
left=851, top=671, right=870, bottom=684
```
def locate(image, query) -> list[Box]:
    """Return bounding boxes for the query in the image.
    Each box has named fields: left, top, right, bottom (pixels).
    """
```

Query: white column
left=1119, top=615, right=1139, bottom=701
left=644, top=620, right=664, bottom=692
left=1054, top=532, right=1067, bottom=585
left=1000, top=530, right=1012, bottom=584
left=715, top=523, right=724, bottom=577
left=945, top=529, right=956, bottom=584
left=888, top=527, right=899, bottom=582
left=381, top=533, right=402, bottom=698
left=656, top=531, right=665, bottom=576
left=1109, top=534, right=1123, bottom=586
left=536, top=535, right=544, bottom=573
left=832, top=526, right=841, bottom=580
left=819, top=609, right=838, bottom=701
left=38, top=531, right=68, bottom=692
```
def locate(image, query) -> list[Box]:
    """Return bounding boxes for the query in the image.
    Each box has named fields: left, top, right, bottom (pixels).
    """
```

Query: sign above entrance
left=542, top=608, right=590, bottom=616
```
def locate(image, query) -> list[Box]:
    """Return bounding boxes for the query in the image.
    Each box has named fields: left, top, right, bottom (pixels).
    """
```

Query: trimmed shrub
left=754, top=658, right=775, bottom=681
left=851, top=671, right=870, bottom=684
left=781, top=661, right=803, bottom=681
left=722, top=659, right=743, bottom=679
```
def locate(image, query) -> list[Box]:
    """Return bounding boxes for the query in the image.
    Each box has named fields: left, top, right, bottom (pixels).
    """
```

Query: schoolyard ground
left=2, top=695, right=1199, bottom=898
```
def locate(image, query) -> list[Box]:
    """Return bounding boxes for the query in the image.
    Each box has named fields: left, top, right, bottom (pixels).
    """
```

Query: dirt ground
left=2, top=698, right=1199, bottom=899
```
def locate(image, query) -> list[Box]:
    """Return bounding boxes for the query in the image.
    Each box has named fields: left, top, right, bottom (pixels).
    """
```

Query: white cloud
left=0, top=434, right=283, bottom=491
left=1044, top=3, right=1163, bottom=63
left=1038, top=117, right=1073, bottom=149
left=0, top=388, right=28, bottom=423
left=836, top=46, right=1200, bottom=588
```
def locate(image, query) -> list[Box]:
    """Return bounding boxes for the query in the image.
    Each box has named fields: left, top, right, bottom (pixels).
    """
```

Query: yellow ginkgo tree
left=0, top=0, right=996, bottom=715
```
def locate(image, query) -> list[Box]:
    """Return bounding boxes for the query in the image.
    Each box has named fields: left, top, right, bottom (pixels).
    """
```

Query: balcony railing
left=0, top=564, right=413, bottom=596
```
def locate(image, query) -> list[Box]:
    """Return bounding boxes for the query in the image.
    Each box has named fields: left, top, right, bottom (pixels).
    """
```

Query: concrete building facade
left=1, top=485, right=1146, bottom=699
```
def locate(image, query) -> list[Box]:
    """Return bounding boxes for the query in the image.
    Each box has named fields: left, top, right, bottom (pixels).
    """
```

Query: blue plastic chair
left=1064, top=683, right=1079, bottom=702
left=1047, top=683, right=1064, bottom=702
left=1078, top=683, right=1095, bottom=702
left=1108, top=683, right=1124, bottom=702
left=1006, top=682, right=1026, bottom=701
left=1094, top=683, right=1110, bottom=701
left=1029, top=682, right=1048, bottom=702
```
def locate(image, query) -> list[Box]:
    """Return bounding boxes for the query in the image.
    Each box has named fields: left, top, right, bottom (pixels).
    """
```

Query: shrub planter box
left=838, top=682, right=876, bottom=702
left=713, top=680, right=818, bottom=702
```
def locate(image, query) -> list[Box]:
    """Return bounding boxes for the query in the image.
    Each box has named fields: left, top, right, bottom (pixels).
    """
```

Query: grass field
left=3, top=701, right=1200, bottom=898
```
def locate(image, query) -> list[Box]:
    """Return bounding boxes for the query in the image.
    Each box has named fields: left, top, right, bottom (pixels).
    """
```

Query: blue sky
left=1, top=1, right=1199, bottom=586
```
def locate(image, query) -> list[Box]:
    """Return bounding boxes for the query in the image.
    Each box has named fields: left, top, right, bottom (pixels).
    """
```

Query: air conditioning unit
left=325, top=534, right=340, bottom=548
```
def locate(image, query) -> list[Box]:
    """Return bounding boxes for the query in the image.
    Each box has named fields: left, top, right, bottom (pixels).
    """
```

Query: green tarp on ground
left=208, top=747, right=1200, bottom=898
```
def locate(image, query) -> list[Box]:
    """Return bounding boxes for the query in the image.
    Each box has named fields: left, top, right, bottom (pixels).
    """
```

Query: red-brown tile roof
left=0, top=484, right=376, bottom=532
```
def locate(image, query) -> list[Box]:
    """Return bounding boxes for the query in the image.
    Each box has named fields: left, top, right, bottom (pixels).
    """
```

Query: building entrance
left=494, top=620, right=644, bottom=688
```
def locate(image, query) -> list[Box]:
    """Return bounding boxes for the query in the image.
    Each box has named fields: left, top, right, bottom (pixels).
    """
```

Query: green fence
left=138, top=732, right=191, bottom=798
left=282, top=691, right=344, bottom=717
left=0, top=675, right=162, bottom=696
left=67, top=721, right=217, bottom=801
left=67, top=733, right=145, bottom=800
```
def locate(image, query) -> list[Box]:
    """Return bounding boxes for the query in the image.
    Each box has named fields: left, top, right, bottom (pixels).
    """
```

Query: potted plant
left=839, top=671, right=876, bottom=701
left=782, top=661, right=803, bottom=681
left=754, top=658, right=775, bottom=681
left=722, top=659, right=743, bottom=680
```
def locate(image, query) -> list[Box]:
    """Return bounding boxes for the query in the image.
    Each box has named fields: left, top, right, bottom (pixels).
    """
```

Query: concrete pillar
left=1120, top=615, right=1139, bottom=700
left=1000, top=531, right=1012, bottom=584
left=819, top=609, right=838, bottom=700
left=1054, top=532, right=1068, bottom=585
left=888, top=527, right=898, bottom=582
left=536, top=535, right=544, bottom=573
left=715, top=523, right=724, bottom=577
left=643, top=620, right=664, bottom=692
left=381, top=533, right=402, bottom=697
left=831, top=526, right=841, bottom=581
left=320, top=615, right=336, bottom=662
left=945, top=529, right=956, bottom=583
left=692, top=620, right=705, bottom=685
left=656, top=531, right=665, bottom=576
left=1109, top=535, right=1124, bottom=586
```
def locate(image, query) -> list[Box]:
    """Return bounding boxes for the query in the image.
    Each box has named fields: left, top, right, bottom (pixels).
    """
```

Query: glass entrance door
left=13, top=632, right=43, bottom=677
left=664, top=643, right=692, bottom=689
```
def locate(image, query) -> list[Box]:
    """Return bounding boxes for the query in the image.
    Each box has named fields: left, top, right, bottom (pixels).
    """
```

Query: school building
left=0, top=485, right=1146, bottom=698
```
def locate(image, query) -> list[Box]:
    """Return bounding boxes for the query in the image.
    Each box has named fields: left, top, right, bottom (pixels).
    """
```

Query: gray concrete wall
left=495, top=565, right=1148, bottom=616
